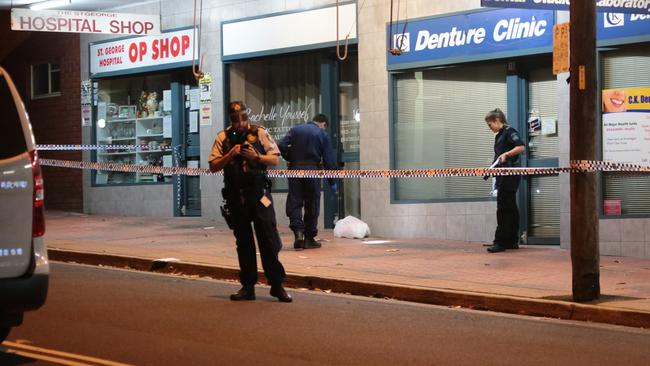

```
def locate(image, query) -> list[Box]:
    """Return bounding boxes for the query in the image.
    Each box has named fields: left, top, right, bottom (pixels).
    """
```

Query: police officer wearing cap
left=208, top=101, right=292, bottom=302
left=485, top=108, right=525, bottom=253
left=278, top=114, right=337, bottom=251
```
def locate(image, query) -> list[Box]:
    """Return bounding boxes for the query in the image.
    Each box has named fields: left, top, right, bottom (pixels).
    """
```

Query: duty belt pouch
left=220, top=188, right=236, bottom=230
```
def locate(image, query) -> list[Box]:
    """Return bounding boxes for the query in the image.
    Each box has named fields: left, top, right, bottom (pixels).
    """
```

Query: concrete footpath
left=44, top=210, right=650, bottom=328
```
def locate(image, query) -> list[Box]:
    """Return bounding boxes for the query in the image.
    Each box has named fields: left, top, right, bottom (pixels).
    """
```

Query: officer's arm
left=499, top=145, right=524, bottom=163
left=506, top=145, right=525, bottom=157
left=257, top=152, right=279, bottom=167
left=277, top=130, right=292, bottom=156
left=321, top=133, right=337, bottom=170
left=209, top=145, right=240, bottom=172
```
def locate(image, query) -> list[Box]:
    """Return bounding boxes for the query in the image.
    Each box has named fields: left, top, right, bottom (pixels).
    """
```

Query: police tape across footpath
left=36, top=158, right=650, bottom=178
left=36, top=143, right=650, bottom=178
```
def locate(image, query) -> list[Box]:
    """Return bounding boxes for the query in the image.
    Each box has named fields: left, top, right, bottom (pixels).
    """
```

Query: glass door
left=336, top=53, right=360, bottom=221
left=172, top=78, right=201, bottom=217
left=524, top=65, right=560, bottom=244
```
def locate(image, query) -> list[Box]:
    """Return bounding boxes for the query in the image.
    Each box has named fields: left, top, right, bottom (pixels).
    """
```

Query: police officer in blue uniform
left=485, top=108, right=526, bottom=253
left=208, top=101, right=292, bottom=302
left=278, top=114, right=337, bottom=250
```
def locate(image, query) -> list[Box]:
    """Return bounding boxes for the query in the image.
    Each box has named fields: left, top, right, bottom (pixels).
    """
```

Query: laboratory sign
left=90, top=28, right=198, bottom=78
left=11, top=8, right=160, bottom=35
left=481, top=0, right=650, bottom=14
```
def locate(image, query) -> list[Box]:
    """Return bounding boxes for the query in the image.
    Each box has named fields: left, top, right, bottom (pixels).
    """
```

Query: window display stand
left=96, top=114, right=172, bottom=184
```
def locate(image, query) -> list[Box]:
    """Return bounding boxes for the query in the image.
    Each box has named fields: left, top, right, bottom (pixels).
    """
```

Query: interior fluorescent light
left=30, top=0, right=71, bottom=10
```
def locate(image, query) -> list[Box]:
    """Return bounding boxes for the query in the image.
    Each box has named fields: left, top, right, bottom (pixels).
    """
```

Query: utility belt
left=220, top=175, right=272, bottom=229
left=288, top=161, right=322, bottom=169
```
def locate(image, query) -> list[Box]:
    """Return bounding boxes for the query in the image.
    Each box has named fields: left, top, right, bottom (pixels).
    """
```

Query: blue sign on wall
left=597, top=12, right=650, bottom=41
left=387, top=8, right=555, bottom=68
left=481, top=0, right=650, bottom=15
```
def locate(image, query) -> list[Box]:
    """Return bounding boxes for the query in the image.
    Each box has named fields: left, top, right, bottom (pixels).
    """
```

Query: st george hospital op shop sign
left=387, top=7, right=650, bottom=69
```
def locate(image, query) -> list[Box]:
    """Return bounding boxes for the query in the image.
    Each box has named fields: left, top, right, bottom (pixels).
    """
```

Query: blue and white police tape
left=36, top=144, right=176, bottom=151
left=37, top=158, right=650, bottom=178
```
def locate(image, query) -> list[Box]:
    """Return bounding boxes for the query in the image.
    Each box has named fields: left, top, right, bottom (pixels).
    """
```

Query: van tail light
left=29, top=150, right=45, bottom=237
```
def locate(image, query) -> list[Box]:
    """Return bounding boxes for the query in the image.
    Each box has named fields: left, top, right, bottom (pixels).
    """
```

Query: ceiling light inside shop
left=30, top=0, right=71, bottom=10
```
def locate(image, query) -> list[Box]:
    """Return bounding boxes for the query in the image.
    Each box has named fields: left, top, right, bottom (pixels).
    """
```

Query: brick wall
left=2, top=24, right=82, bottom=211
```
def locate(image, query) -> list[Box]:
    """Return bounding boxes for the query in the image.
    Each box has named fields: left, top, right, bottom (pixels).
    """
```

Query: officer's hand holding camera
left=239, top=143, right=260, bottom=161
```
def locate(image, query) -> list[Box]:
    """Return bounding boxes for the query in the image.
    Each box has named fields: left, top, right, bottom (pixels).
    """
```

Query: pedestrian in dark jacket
left=485, top=108, right=525, bottom=253
left=278, top=114, right=337, bottom=250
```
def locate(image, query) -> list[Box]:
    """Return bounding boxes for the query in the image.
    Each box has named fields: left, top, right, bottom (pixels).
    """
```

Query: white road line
left=2, top=340, right=133, bottom=366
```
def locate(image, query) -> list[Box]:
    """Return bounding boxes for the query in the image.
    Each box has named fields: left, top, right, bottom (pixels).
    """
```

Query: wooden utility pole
left=570, top=1, right=600, bottom=301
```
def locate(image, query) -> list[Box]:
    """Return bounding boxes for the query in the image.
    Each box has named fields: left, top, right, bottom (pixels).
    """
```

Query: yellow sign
left=602, top=87, right=650, bottom=113
left=553, top=23, right=569, bottom=75
left=579, top=65, right=586, bottom=90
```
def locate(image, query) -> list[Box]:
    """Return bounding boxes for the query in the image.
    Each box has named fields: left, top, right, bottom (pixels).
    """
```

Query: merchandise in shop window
left=95, top=89, right=171, bottom=185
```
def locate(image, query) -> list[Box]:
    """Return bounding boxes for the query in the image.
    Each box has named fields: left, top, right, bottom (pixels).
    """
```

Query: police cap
left=228, top=101, right=249, bottom=123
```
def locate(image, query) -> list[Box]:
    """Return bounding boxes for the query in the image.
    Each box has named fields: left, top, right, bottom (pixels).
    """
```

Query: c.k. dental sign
left=387, top=8, right=554, bottom=68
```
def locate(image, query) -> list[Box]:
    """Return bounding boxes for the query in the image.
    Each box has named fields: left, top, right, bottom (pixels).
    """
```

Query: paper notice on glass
left=93, top=81, right=99, bottom=106
left=189, top=111, right=198, bottom=133
left=199, top=72, right=212, bottom=103
left=163, top=155, right=173, bottom=176
left=163, top=154, right=172, bottom=167
left=97, top=102, right=107, bottom=121
left=163, top=89, right=172, bottom=112
left=200, top=102, right=212, bottom=126
left=163, top=116, right=172, bottom=138
left=541, top=118, right=557, bottom=135
left=81, top=104, right=92, bottom=127
left=189, top=88, right=200, bottom=110
left=187, top=160, right=199, bottom=169
left=81, top=80, right=91, bottom=105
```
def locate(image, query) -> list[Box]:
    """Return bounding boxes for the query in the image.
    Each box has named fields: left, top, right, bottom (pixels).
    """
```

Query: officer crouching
left=208, top=101, right=292, bottom=303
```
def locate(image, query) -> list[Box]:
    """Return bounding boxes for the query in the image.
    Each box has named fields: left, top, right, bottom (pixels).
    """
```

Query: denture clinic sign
left=90, top=28, right=197, bottom=78
left=11, top=9, right=160, bottom=35
left=387, top=8, right=554, bottom=69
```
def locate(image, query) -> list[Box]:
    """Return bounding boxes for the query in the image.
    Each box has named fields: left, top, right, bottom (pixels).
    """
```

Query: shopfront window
left=94, top=73, right=172, bottom=185
left=228, top=53, right=322, bottom=189
left=602, top=46, right=650, bottom=215
left=392, top=63, right=507, bottom=201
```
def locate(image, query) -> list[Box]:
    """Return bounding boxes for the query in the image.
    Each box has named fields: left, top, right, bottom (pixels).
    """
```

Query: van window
left=0, top=75, right=28, bottom=159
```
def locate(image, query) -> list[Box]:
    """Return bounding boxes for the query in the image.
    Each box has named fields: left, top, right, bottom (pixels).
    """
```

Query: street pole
left=570, top=0, right=600, bottom=301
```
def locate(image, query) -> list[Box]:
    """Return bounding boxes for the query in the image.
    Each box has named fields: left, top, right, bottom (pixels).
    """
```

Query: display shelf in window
left=97, top=151, right=136, bottom=156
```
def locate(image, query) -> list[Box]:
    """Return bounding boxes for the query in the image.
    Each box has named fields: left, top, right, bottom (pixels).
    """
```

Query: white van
left=0, top=65, right=49, bottom=342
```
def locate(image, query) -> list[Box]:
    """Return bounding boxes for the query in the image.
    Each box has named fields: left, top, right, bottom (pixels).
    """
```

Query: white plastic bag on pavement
left=333, top=216, right=370, bottom=239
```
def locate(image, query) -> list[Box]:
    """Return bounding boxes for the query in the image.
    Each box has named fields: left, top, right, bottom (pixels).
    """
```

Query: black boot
left=270, top=285, right=293, bottom=303
left=230, top=286, right=255, bottom=301
left=293, top=231, right=305, bottom=251
left=303, top=236, right=321, bottom=249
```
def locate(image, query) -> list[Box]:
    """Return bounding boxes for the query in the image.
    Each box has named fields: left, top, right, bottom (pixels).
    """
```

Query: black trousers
left=493, top=190, right=519, bottom=246
left=286, top=176, right=321, bottom=238
left=228, top=191, right=285, bottom=288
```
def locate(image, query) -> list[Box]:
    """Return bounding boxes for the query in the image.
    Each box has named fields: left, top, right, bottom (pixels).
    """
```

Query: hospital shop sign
left=90, top=28, right=198, bottom=78
left=387, top=8, right=554, bottom=68
left=481, top=0, right=650, bottom=15
left=11, top=8, right=160, bottom=35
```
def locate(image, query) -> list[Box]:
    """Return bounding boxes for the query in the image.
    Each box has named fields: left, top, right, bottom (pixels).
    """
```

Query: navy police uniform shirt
left=494, top=125, right=525, bottom=192
left=277, top=121, right=336, bottom=171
